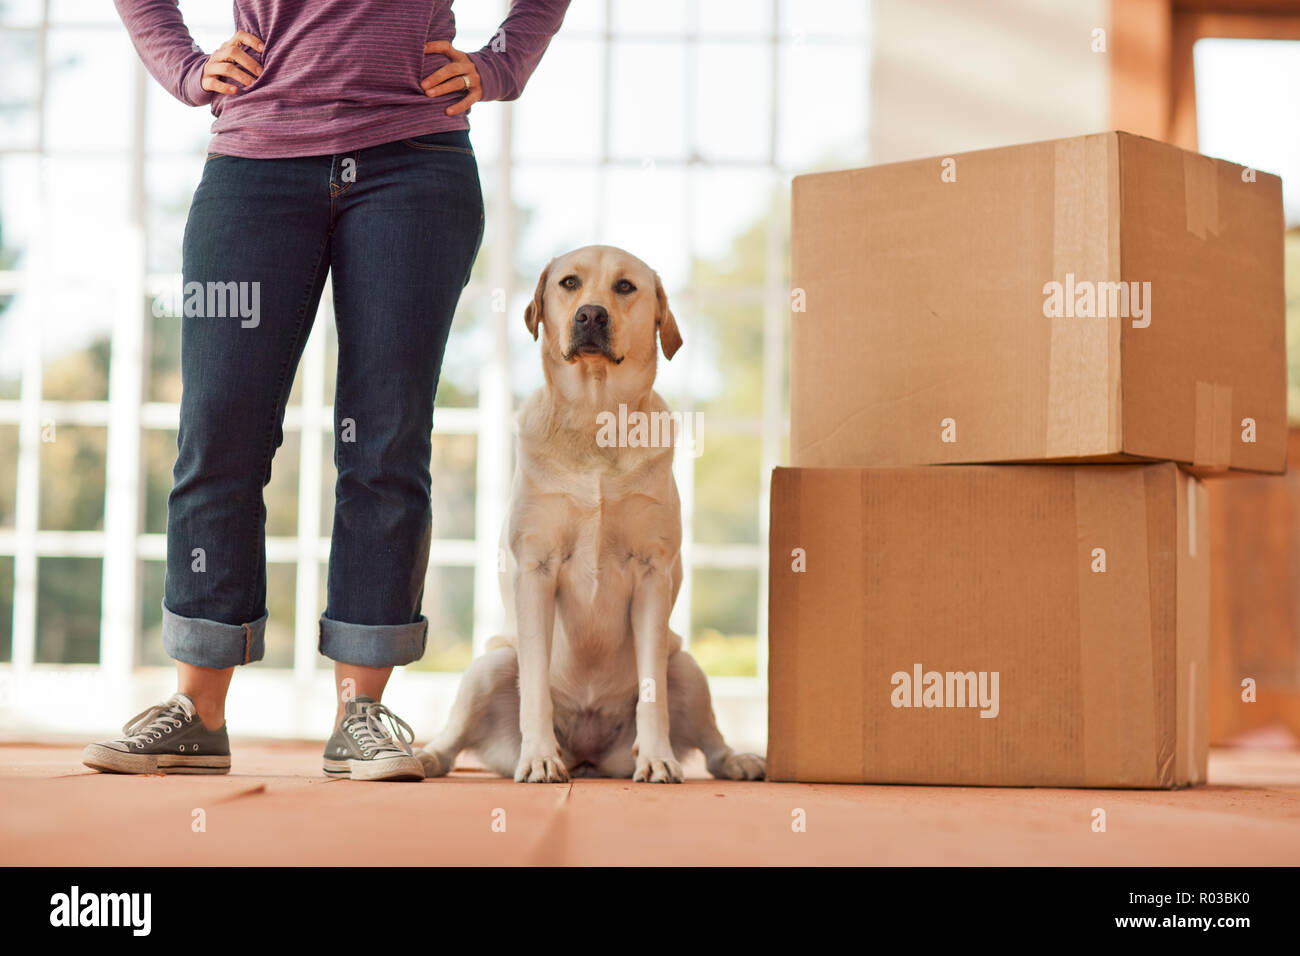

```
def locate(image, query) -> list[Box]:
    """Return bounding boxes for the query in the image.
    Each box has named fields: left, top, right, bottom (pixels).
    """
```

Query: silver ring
left=462, top=74, right=470, bottom=90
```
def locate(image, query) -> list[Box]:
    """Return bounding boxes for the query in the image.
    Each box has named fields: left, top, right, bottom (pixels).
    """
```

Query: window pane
left=145, top=159, right=202, bottom=274
left=143, top=428, right=176, bottom=535
left=41, top=293, right=111, bottom=401
left=0, top=155, right=39, bottom=402
left=694, top=433, right=760, bottom=544
left=38, top=423, right=106, bottom=531
left=437, top=293, right=481, bottom=408
left=515, top=37, right=603, bottom=162
left=36, top=556, right=101, bottom=663
left=610, top=42, right=686, bottom=160
left=599, top=166, right=689, bottom=280
left=0, top=30, right=40, bottom=150
left=264, top=429, right=300, bottom=538
left=432, top=433, right=476, bottom=540
left=1194, top=39, right=1300, bottom=228
left=780, top=0, right=870, bottom=37
left=137, top=558, right=167, bottom=666
left=320, top=428, right=335, bottom=533
left=612, top=0, right=687, bottom=34
left=701, top=0, right=773, bottom=35
left=0, top=424, right=16, bottom=527
left=0, top=1, right=44, bottom=27
left=690, top=568, right=758, bottom=677
left=261, top=562, right=295, bottom=668
left=146, top=77, right=215, bottom=157
left=41, top=157, right=130, bottom=402
left=513, top=167, right=600, bottom=270
left=694, top=43, right=771, bottom=163
left=409, top=564, right=473, bottom=673
left=46, top=28, right=134, bottom=152
left=51, top=0, right=121, bottom=23
left=146, top=302, right=182, bottom=403
left=323, top=311, right=338, bottom=406
left=0, top=555, right=13, bottom=662
left=777, top=41, right=868, bottom=171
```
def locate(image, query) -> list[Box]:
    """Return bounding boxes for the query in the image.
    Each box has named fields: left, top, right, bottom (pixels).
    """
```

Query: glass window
left=36, top=556, right=102, bottom=664
left=143, top=428, right=177, bottom=535
left=261, top=562, right=296, bottom=668
left=691, top=568, right=759, bottom=678
left=0, top=424, right=17, bottom=528
left=38, top=424, right=106, bottom=532
left=0, top=29, right=40, bottom=151
left=137, top=558, right=167, bottom=667
left=45, top=29, right=134, bottom=153
left=410, top=564, right=474, bottom=673
left=0, top=555, right=13, bottom=662
left=695, top=435, right=761, bottom=546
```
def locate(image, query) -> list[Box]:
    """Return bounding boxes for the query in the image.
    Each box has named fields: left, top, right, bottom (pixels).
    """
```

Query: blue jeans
left=164, top=130, right=484, bottom=670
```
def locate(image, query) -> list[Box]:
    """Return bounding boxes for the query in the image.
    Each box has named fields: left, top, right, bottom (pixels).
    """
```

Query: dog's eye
left=614, top=279, right=636, bottom=294
left=559, top=275, right=580, bottom=291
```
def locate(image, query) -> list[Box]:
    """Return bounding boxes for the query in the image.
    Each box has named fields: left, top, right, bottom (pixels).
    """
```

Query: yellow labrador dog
left=415, top=245, right=765, bottom=783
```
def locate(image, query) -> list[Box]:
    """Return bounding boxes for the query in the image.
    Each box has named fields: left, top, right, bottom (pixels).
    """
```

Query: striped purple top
left=115, top=1, right=571, bottom=158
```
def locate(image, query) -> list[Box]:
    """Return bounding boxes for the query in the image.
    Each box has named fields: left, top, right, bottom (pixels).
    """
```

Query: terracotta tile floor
left=2, top=741, right=1298, bottom=865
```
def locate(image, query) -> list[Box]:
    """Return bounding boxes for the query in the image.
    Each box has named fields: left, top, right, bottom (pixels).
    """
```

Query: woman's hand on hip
left=201, top=31, right=265, bottom=95
left=421, top=40, right=482, bottom=115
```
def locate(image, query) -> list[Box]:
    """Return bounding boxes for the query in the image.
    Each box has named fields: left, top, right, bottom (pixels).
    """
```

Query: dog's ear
left=654, top=272, right=682, bottom=360
left=523, top=263, right=549, bottom=341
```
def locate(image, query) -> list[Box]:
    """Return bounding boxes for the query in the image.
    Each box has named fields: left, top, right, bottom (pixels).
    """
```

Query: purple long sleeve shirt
left=115, top=1, right=570, bottom=158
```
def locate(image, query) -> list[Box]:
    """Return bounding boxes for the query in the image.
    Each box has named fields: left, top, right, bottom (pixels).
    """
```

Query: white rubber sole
left=82, top=743, right=231, bottom=775
left=322, top=754, right=424, bottom=782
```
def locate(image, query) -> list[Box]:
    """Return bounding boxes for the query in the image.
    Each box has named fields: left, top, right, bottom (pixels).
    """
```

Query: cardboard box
left=767, top=462, right=1209, bottom=788
left=1208, top=428, right=1300, bottom=743
left=790, top=131, right=1286, bottom=474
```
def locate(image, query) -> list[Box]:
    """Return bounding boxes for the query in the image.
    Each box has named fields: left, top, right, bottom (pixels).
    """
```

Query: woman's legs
left=314, top=133, right=482, bottom=781
left=83, top=153, right=334, bottom=775
left=177, top=663, right=234, bottom=730
left=166, top=153, right=333, bottom=703
left=333, top=662, right=392, bottom=726
left=319, top=131, right=484, bottom=679
left=87, top=133, right=482, bottom=776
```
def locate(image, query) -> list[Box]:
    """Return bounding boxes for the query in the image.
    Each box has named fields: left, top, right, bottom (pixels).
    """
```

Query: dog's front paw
left=713, top=751, right=765, bottom=781
left=633, top=753, right=684, bottom=784
left=515, top=750, right=569, bottom=783
left=414, top=747, right=451, bottom=779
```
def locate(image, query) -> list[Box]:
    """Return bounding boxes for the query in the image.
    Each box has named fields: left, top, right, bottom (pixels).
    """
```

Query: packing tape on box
left=1046, top=136, right=1121, bottom=458
left=1193, top=380, right=1233, bottom=470
left=1073, top=467, right=1159, bottom=785
left=1184, top=152, right=1221, bottom=240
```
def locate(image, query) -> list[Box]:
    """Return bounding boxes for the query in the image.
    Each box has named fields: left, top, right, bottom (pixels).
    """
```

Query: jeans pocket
left=400, top=131, right=475, bottom=155
left=205, top=152, right=227, bottom=161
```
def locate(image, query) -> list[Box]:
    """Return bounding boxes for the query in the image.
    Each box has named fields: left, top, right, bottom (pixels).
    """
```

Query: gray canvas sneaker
left=323, top=695, right=424, bottom=782
left=82, top=693, right=231, bottom=774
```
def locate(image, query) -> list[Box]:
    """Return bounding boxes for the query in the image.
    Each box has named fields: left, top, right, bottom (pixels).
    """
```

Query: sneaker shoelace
left=122, top=694, right=196, bottom=747
left=343, top=701, right=415, bottom=758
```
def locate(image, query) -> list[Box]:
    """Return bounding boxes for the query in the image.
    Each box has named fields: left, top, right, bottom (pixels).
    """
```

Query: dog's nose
left=575, top=304, right=608, bottom=328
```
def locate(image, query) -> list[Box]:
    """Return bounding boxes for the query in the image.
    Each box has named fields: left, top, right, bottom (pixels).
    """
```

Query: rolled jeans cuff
left=161, top=601, right=267, bottom=669
left=318, top=615, right=427, bottom=667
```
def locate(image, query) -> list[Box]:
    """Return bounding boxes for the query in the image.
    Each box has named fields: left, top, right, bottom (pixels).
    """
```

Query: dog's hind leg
left=666, top=647, right=765, bottom=781
left=416, top=644, right=522, bottom=779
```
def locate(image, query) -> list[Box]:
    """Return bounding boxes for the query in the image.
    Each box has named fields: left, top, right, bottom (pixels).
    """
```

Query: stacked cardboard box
left=770, top=131, right=1286, bottom=788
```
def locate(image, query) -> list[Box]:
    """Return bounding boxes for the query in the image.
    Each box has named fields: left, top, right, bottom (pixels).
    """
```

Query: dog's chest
left=560, top=478, right=661, bottom=573
left=535, top=468, right=672, bottom=621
